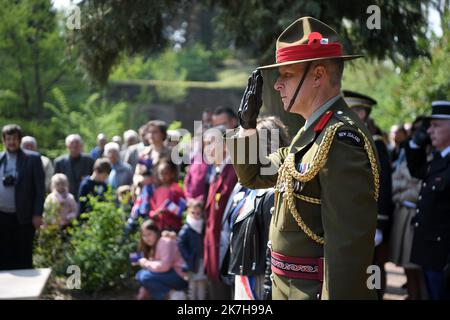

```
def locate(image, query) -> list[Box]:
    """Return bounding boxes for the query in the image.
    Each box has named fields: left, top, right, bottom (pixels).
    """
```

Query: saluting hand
left=238, top=69, right=263, bottom=129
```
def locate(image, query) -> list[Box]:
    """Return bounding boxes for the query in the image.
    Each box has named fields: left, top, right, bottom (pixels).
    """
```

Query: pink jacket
left=142, top=232, right=187, bottom=279
left=183, top=153, right=210, bottom=202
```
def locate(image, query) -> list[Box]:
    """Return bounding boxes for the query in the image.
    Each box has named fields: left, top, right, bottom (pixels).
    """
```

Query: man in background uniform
left=343, top=90, right=394, bottom=298
left=406, top=100, right=450, bottom=300
left=226, top=17, right=380, bottom=299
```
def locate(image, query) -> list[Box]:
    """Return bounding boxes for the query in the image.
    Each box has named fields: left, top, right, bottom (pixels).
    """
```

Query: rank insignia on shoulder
left=336, top=129, right=363, bottom=147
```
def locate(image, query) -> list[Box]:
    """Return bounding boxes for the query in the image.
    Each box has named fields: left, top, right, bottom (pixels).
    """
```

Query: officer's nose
left=274, top=78, right=283, bottom=91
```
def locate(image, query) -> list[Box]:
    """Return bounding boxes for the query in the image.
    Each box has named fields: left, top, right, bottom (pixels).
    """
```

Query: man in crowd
left=21, top=136, right=54, bottom=192
left=104, top=142, right=133, bottom=189
left=212, top=106, right=239, bottom=130
left=406, top=100, right=450, bottom=300
left=0, top=124, right=45, bottom=270
left=54, top=134, right=95, bottom=200
left=90, top=133, right=107, bottom=160
left=121, top=129, right=139, bottom=161
left=389, top=124, right=409, bottom=162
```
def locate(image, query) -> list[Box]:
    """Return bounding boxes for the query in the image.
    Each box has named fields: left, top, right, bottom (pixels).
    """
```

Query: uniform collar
left=304, top=94, right=341, bottom=131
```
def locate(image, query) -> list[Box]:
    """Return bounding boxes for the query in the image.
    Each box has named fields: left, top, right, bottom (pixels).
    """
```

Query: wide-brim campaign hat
left=258, top=17, right=363, bottom=70
left=427, top=101, right=450, bottom=120
left=343, top=90, right=377, bottom=109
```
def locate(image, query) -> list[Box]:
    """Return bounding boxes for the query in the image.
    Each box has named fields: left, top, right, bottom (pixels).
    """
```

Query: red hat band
left=276, top=32, right=343, bottom=63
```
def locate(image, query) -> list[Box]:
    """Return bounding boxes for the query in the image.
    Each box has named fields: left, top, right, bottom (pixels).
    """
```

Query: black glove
left=411, top=127, right=431, bottom=148
left=238, top=69, right=263, bottom=129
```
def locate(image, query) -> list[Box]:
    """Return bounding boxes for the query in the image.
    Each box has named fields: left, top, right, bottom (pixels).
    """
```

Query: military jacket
left=226, top=97, right=379, bottom=300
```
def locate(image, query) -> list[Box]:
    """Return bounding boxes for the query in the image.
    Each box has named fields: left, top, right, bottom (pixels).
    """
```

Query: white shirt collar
left=441, top=146, right=450, bottom=158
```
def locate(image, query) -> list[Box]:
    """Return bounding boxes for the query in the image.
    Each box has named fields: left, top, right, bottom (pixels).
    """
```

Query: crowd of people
left=1, top=97, right=448, bottom=300
left=0, top=15, right=449, bottom=301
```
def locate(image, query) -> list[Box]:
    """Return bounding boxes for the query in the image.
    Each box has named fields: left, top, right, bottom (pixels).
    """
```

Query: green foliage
left=0, top=0, right=87, bottom=119
left=33, top=201, right=67, bottom=274
left=44, top=88, right=130, bottom=151
left=65, top=192, right=137, bottom=293
left=74, top=0, right=173, bottom=86
left=178, top=43, right=227, bottom=81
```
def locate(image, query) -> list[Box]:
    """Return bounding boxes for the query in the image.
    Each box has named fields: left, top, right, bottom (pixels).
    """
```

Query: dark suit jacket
left=0, top=149, right=45, bottom=225
left=406, top=144, right=450, bottom=271
left=54, top=153, right=94, bottom=198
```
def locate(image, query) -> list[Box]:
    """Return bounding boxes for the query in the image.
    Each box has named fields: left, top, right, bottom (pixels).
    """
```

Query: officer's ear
left=312, top=64, right=326, bottom=88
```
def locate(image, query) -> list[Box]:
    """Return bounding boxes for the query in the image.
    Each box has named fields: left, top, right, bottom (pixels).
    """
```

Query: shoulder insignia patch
left=336, top=129, right=363, bottom=147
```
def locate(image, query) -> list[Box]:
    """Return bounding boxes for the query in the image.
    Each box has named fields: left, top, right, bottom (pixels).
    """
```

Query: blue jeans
left=424, top=269, right=450, bottom=300
left=136, top=268, right=188, bottom=300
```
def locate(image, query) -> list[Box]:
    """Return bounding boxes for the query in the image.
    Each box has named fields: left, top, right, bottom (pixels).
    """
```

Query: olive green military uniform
left=226, top=97, right=379, bottom=299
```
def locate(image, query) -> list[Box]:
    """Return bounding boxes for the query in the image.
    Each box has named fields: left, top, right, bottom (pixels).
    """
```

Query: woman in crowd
left=135, top=219, right=188, bottom=300
left=134, top=120, right=171, bottom=185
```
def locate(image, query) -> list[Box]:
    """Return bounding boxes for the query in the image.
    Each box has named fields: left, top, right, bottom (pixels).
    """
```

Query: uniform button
left=416, top=208, right=420, bottom=214
left=423, top=182, right=427, bottom=187
left=418, top=195, right=422, bottom=201
left=432, top=185, right=436, bottom=191
left=337, top=111, right=343, bottom=115
left=437, top=237, right=441, bottom=242
left=270, top=207, right=274, bottom=214
left=414, top=222, right=419, bottom=228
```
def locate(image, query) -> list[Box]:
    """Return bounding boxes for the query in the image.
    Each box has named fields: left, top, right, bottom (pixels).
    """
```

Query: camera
left=2, top=175, right=16, bottom=187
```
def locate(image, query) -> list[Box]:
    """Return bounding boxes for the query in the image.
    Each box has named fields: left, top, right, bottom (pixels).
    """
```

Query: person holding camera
left=0, top=124, right=45, bottom=270
left=406, top=100, right=450, bottom=300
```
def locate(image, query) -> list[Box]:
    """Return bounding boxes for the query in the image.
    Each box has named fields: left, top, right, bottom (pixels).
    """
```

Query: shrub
left=64, top=191, right=138, bottom=293
left=33, top=201, right=67, bottom=275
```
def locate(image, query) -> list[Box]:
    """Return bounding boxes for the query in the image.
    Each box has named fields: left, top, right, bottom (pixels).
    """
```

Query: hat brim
left=257, top=54, right=364, bottom=70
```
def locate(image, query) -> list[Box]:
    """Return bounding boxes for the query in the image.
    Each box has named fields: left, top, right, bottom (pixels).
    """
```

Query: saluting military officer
left=226, top=17, right=380, bottom=300
left=405, top=100, right=450, bottom=300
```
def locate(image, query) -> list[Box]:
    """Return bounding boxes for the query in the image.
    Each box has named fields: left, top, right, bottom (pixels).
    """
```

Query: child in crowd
left=177, top=199, right=207, bottom=300
left=43, top=173, right=78, bottom=227
left=126, top=164, right=154, bottom=234
left=150, top=160, right=185, bottom=232
left=134, top=219, right=188, bottom=300
left=78, top=158, right=111, bottom=215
